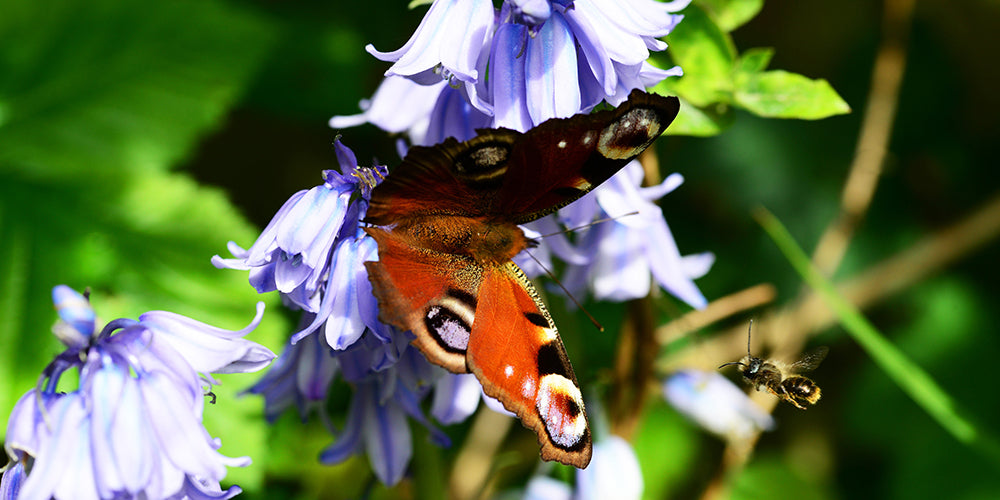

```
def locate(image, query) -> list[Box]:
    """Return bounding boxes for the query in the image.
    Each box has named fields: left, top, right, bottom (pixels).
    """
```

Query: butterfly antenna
left=746, top=319, right=754, bottom=355
left=524, top=250, right=604, bottom=332
left=537, top=211, right=640, bottom=239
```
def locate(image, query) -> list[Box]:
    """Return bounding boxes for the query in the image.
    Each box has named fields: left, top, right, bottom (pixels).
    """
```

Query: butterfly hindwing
left=365, top=227, right=480, bottom=373
left=467, top=262, right=591, bottom=467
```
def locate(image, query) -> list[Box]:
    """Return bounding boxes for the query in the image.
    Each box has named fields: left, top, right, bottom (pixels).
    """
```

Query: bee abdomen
left=782, top=376, right=822, bottom=405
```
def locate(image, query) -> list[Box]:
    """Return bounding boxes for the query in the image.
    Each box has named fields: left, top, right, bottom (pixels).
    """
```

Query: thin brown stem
left=656, top=283, right=778, bottom=346
left=611, top=297, right=658, bottom=439
left=696, top=1, right=917, bottom=497
left=449, top=409, right=514, bottom=500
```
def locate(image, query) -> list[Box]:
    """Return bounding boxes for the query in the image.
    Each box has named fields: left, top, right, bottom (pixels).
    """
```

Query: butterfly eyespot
left=536, top=374, right=588, bottom=450
left=597, top=108, right=662, bottom=160
left=557, top=140, right=567, bottom=148
left=425, top=305, right=472, bottom=352
left=446, top=287, right=477, bottom=309
left=454, top=142, right=510, bottom=179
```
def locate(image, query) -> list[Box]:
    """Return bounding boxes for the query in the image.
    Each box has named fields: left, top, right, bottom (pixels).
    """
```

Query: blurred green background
left=1, top=0, right=999, bottom=498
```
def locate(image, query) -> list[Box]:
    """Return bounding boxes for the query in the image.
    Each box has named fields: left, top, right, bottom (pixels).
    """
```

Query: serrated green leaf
left=736, top=47, right=775, bottom=74
left=697, top=0, right=765, bottom=32
left=0, top=0, right=277, bottom=180
left=657, top=3, right=737, bottom=107
left=664, top=97, right=734, bottom=137
left=734, top=70, right=851, bottom=119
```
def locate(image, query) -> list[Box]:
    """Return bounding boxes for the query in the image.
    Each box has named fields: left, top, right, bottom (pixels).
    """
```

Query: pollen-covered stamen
left=536, top=374, right=587, bottom=450
left=351, top=166, right=386, bottom=197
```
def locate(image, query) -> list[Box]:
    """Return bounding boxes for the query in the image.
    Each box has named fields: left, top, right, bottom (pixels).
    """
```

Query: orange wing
left=366, top=227, right=592, bottom=467
left=466, top=262, right=591, bottom=468
left=364, top=227, right=481, bottom=373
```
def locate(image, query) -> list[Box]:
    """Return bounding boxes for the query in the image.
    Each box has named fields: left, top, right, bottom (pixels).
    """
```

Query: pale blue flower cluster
left=332, top=0, right=712, bottom=310
left=663, top=370, right=775, bottom=438
left=523, top=435, right=644, bottom=500
left=334, top=0, right=689, bottom=142
left=215, top=139, right=483, bottom=485
left=0, top=286, right=274, bottom=500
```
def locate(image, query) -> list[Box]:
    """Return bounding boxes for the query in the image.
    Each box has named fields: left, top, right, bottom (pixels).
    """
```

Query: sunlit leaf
left=734, top=70, right=851, bottom=119
left=697, top=0, right=765, bottom=32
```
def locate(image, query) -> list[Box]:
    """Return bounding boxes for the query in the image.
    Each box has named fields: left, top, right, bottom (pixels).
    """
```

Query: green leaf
left=734, top=70, right=851, bottom=119
left=697, top=0, right=765, bottom=32
left=0, top=0, right=277, bottom=180
left=754, top=206, right=1000, bottom=465
left=633, top=401, right=700, bottom=499
left=656, top=3, right=737, bottom=107
left=665, top=96, right=734, bottom=137
left=736, top=47, right=774, bottom=74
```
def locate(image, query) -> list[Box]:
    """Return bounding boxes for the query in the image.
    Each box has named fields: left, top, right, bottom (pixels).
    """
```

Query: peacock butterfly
left=363, top=90, right=680, bottom=468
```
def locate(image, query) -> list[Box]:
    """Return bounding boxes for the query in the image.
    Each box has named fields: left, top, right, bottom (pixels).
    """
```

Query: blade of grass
left=754, top=206, right=1000, bottom=464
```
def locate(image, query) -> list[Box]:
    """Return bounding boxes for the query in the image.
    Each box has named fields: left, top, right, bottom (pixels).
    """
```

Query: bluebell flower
left=319, top=338, right=453, bottom=486
left=663, top=370, right=775, bottom=439
left=334, top=0, right=688, bottom=139
left=560, top=162, right=713, bottom=308
left=0, top=286, right=275, bottom=500
left=574, top=435, right=643, bottom=500
left=520, top=435, right=643, bottom=500
left=331, top=1, right=703, bottom=307
left=0, top=462, right=24, bottom=500
left=524, top=476, right=571, bottom=500
left=213, top=139, right=388, bottom=343
left=243, top=314, right=339, bottom=422
left=366, top=0, right=496, bottom=86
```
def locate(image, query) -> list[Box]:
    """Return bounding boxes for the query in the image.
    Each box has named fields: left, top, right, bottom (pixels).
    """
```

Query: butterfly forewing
left=497, top=89, right=680, bottom=223
left=365, top=131, right=522, bottom=225
left=366, top=90, right=679, bottom=226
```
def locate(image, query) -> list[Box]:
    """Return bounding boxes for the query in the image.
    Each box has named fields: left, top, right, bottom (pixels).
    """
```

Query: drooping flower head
left=0, top=286, right=275, bottom=500
left=213, top=139, right=389, bottom=346
left=663, top=369, right=776, bottom=439
left=336, top=0, right=690, bottom=141
left=217, top=138, right=487, bottom=486
left=332, top=0, right=711, bottom=311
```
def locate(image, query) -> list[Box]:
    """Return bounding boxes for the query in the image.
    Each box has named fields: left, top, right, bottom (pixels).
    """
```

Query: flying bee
left=718, top=320, right=829, bottom=410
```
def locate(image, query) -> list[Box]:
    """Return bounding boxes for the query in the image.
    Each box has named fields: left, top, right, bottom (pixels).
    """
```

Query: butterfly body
left=364, top=90, right=680, bottom=468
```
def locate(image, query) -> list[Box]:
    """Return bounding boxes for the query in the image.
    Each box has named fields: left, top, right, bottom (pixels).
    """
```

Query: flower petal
left=431, top=373, right=482, bottom=424
left=490, top=22, right=533, bottom=131
left=139, top=303, right=274, bottom=375
left=525, top=12, right=581, bottom=124
left=363, top=388, right=412, bottom=486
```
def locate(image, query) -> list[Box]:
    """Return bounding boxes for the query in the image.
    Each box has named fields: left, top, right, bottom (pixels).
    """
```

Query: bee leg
left=788, top=397, right=807, bottom=410
left=779, top=385, right=807, bottom=410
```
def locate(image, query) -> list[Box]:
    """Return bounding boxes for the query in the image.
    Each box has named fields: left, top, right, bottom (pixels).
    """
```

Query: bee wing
left=790, top=346, right=829, bottom=373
